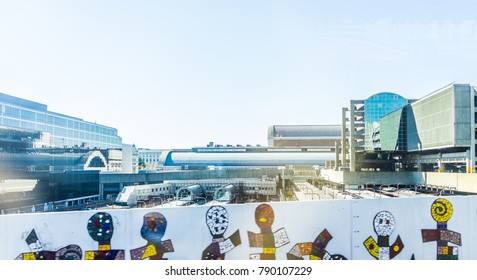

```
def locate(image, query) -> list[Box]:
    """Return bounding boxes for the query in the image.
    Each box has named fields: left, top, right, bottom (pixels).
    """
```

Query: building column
left=99, top=183, right=104, bottom=200
left=335, top=141, right=340, bottom=171
left=349, top=104, right=356, bottom=172
left=437, top=160, right=446, bottom=172
left=341, top=107, right=348, bottom=169
left=469, top=88, right=476, bottom=173
left=417, top=162, right=424, bottom=172
left=467, top=149, right=475, bottom=173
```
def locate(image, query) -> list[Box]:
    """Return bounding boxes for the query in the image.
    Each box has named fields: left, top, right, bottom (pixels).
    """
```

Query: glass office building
left=0, top=93, right=122, bottom=149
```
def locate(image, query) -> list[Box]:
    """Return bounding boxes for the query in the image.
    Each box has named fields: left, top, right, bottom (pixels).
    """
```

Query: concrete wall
left=321, top=170, right=477, bottom=193
left=426, top=172, right=477, bottom=193
left=321, top=170, right=426, bottom=186
left=2, top=196, right=477, bottom=260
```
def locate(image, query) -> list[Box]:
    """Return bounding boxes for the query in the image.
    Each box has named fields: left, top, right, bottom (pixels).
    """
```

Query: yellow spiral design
left=431, top=198, right=453, bottom=223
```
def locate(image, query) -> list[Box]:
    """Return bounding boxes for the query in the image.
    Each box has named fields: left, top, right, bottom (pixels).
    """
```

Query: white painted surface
left=1, top=196, right=476, bottom=260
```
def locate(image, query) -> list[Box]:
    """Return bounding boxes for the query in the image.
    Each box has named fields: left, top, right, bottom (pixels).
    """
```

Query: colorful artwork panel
left=363, top=211, right=403, bottom=260
left=421, top=198, right=461, bottom=260
left=86, top=212, right=124, bottom=260
left=287, top=229, right=348, bottom=260
left=130, top=212, right=174, bottom=260
left=202, top=206, right=241, bottom=260
left=248, top=203, right=289, bottom=260
left=14, top=229, right=82, bottom=260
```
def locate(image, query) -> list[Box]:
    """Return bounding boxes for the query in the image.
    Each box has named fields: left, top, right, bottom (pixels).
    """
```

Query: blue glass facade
left=364, top=92, right=408, bottom=123
left=364, top=92, right=408, bottom=150
left=0, top=93, right=122, bottom=149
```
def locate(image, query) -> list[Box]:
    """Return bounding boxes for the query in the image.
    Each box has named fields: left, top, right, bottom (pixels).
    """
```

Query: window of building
left=37, top=113, right=46, bottom=123
left=54, top=117, right=67, bottom=127
left=3, top=118, right=20, bottom=127
left=36, top=124, right=46, bottom=131
left=4, top=106, right=20, bottom=118
left=55, top=127, right=67, bottom=137
left=21, top=121, right=35, bottom=130
left=21, top=109, right=36, bottom=121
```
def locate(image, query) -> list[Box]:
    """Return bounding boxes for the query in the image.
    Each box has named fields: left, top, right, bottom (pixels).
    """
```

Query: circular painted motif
left=373, top=211, right=395, bottom=236
left=431, top=198, right=453, bottom=223
left=87, top=212, right=114, bottom=241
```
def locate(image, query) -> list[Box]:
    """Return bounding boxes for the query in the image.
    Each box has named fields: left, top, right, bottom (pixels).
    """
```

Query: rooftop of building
left=0, top=92, right=47, bottom=111
left=269, top=125, right=342, bottom=138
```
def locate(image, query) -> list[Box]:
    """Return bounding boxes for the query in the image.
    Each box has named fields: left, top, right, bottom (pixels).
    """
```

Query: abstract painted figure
left=85, top=212, right=125, bottom=260
left=130, top=212, right=174, bottom=260
left=202, top=206, right=241, bottom=260
left=287, top=229, right=347, bottom=260
left=248, top=203, right=289, bottom=260
left=15, top=229, right=82, bottom=260
left=363, top=211, right=404, bottom=260
left=421, top=198, right=461, bottom=260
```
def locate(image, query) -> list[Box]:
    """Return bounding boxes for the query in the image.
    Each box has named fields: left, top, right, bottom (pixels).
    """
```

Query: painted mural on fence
left=247, top=203, right=290, bottom=260
left=5, top=196, right=477, bottom=260
left=202, top=206, right=241, bottom=260
left=421, top=198, right=462, bottom=260
left=287, top=229, right=347, bottom=260
left=15, top=229, right=82, bottom=260
left=85, top=212, right=125, bottom=260
left=130, top=212, right=174, bottom=260
left=363, top=211, right=404, bottom=260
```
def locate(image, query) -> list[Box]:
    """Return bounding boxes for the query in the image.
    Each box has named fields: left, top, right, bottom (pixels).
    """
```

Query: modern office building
left=340, top=83, right=477, bottom=173
left=0, top=92, right=122, bottom=149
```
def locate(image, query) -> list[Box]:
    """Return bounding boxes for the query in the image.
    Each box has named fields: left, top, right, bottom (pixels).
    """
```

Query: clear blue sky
left=0, top=0, right=476, bottom=149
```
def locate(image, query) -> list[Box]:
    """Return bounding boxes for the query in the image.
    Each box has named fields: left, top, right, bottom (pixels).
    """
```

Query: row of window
left=143, top=158, right=160, bottom=163
left=135, top=186, right=275, bottom=193
left=0, top=104, right=117, bottom=136
left=50, top=138, right=121, bottom=149
left=0, top=117, right=121, bottom=146
left=243, top=187, right=274, bottom=191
